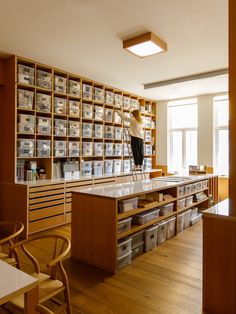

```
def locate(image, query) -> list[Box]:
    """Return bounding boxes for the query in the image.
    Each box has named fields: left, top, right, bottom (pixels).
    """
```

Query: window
left=168, top=98, right=198, bottom=173
left=214, top=95, right=229, bottom=176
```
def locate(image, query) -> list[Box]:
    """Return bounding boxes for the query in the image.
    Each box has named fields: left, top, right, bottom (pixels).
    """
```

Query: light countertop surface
left=203, top=199, right=229, bottom=216
left=73, top=175, right=214, bottom=199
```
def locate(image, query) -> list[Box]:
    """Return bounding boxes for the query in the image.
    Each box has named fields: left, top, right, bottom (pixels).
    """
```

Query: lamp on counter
left=123, top=32, right=167, bottom=58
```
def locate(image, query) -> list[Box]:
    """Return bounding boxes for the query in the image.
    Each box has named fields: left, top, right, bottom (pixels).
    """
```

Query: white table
left=0, top=260, right=38, bottom=313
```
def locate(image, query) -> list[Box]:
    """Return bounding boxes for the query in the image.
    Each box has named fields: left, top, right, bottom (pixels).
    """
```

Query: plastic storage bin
left=132, top=208, right=160, bottom=225
left=144, top=130, right=152, bottom=142
left=54, top=97, right=67, bottom=115
left=54, top=75, right=67, bottom=93
left=36, top=70, right=52, bottom=82
left=131, top=230, right=144, bottom=247
left=81, top=160, right=92, bottom=176
left=18, top=123, right=34, bottom=134
left=82, top=142, right=93, bottom=156
left=123, top=160, right=131, bottom=173
left=119, top=197, right=138, bottom=213
left=116, top=251, right=131, bottom=270
left=37, top=140, right=51, bottom=157
left=157, top=221, right=167, bottom=245
left=82, top=123, right=93, bottom=138
left=190, top=213, right=202, bottom=225
left=83, top=84, right=93, bottom=100
left=185, top=196, right=193, bottom=206
left=94, top=106, right=104, bottom=121
left=68, top=121, right=80, bottom=137
left=113, top=160, right=122, bottom=174
left=184, top=185, right=191, bottom=195
left=143, top=158, right=152, bottom=171
left=130, top=99, right=139, bottom=110
left=93, top=160, right=103, bottom=176
left=196, top=181, right=203, bottom=191
left=114, top=94, right=123, bottom=108
left=117, top=217, right=132, bottom=235
left=105, top=143, right=113, bottom=156
left=68, top=80, right=81, bottom=96
left=82, top=103, right=93, bottom=119
left=36, top=93, right=51, bottom=112
left=68, top=141, right=80, bottom=157
left=114, top=144, right=122, bottom=156
left=18, top=114, right=35, bottom=125
left=123, top=96, right=131, bottom=109
left=114, top=127, right=122, bottom=140
left=54, top=140, right=67, bottom=157
left=117, top=238, right=131, bottom=258
left=54, top=119, right=67, bottom=136
left=177, top=198, right=186, bottom=210
left=94, top=124, right=103, bottom=138
left=131, top=242, right=144, bottom=259
left=105, top=91, right=114, bottom=105
left=105, top=108, right=113, bottom=122
left=144, top=144, right=152, bottom=155
left=105, top=126, right=113, bottom=139
left=202, top=180, right=208, bottom=189
left=17, top=89, right=34, bottom=110
left=104, top=160, right=113, bottom=175
left=37, top=117, right=51, bottom=135
left=68, top=100, right=80, bottom=117
left=166, top=217, right=176, bottom=239
left=177, top=213, right=185, bottom=233
left=144, top=225, right=158, bottom=252
left=17, top=139, right=35, bottom=157
left=159, top=203, right=174, bottom=216
left=183, top=210, right=191, bottom=229
left=114, top=111, right=122, bottom=124
left=94, top=87, right=104, bottom=103
left=18, top=64, right=34, bottom=85
left=94, top=142, right=103, bottom=156
left=178, top=186, right=185, bottom=197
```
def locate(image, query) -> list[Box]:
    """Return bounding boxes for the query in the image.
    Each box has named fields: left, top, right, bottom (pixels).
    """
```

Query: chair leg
left=64, top=286, right=72, bottom=314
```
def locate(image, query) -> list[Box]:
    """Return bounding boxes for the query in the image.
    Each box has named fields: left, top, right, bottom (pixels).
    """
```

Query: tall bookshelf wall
left=5, top=55, right=157, bottom=183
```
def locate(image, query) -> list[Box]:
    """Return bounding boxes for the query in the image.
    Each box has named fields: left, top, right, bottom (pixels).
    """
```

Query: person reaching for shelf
left=116, top=109, right=144, bottom=170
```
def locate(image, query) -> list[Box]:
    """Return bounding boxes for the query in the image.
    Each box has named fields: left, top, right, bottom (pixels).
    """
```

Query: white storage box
left=104, top=159, right=113, bottom=175
left=36, top=70, right=52, bottom=82
left=94, top=106, right=104, bottom=121
left=166, top=217, right=176, bottom=239
left=82, top=84, right=93, bottom=99
left=114, top=94, right=123, bottom=108
left=119, top=197, right=138, bottom=213
left=157, top=221, right=167, bottom=245
left=117, top=217, right=132, bottom=234
left=191, top=207, right=198, bottom=217
left=144, top=144, right=152, bottom=155
left=94, top=124, right=103, bottom=138
left=114, top=111, right=122, bottom=124
left=54, top=140, right=67, bottom=150
left=93, top=160, right=103, bottom=176
left=178, top=186, right=185, bottom=197
left=37, top=147, right=51, bottom=157
left=82, top=142, right=93, bottom=156
left=105, top=91, right=114, bottom=105
left=123, top=112, right=130, bottom=127
left=17, top=89, right=34, bottom=110
left=18, top=123, right=34, bottom=134
left=37, top=116, right=51, bottom=127
left=82, top=103, right=93, bottom=119
left=18, top=114, right=35, bottom=125
left=132, top=208, right=160, bottom=225
left=94, top=87, right=104, bottom=103
left=159, top=203, right=174, bottom=216
left=18, top=64, right=34, bottom=85
left=37, top=118, right=51, bottom=135
left=94, top=142, right=103, bottom=156
left=68, top=80, right=81, bottom=96
left=82, top=123, right=93, bottom=138
left=123, top=160, right=131, bottom=173
left=117, top=238, right=131, bottom=258
left=54, top=85, right=67, bottom=93
left=36, top=93, right=51, bottom=112
left=17, top=138, right=34, bottom=149
left=144, top=226, right=158, bottom=252
left=183, top=210, right=191, bottom=229
left=54, top=119, right=67, bottom=136
left=105, top=108, right=113, bottom=122
left=202, top=180, right=208, bottom=189
left=184, top=185, right=191, bottom=195
left=114, top=144, right=122, bottom=156
left=116, top=251, right=131, bottom=270
left=17, top=147, right=34, bottom=157
left=185, top=196, right=193, bottom=206
left=130, top=99, right=139, bottom=110
left=191, top=183, right=198, bottom=192
left=105, top=143, right=114, bottom=156
left=105, top=126, right=113, bottom=139
left=131, top=242, right=144, bottom=259
left=190, top=213, right=202, bottom=225
left=113, top=160, right=122, bottom=174
left=196, top=181, right=203, bottom=191
left=54, top=149, right=66, bottom=157
left=68, top=141, right=80, bottom=157
left=123, top=96, right=131, bottom=109
left=81, top=160, right=92, bottom=176
left=177, top=213, right=185, bottom=233
left=54, top=97, right=67, bottom=115
left=177, top=198, right=186, bottom=210
left=54, top=75, right=67, bottom=86
left=68, top=100, right=80, bottom=117
left=114, top=127, right=122, bottom=140
left=144, top=117, right=151, bottom=128
left=144, top=130, right=152, bottom=142
left=36, top=79, right=52, bottom=90
left=68, top=121, right=80, bottom=137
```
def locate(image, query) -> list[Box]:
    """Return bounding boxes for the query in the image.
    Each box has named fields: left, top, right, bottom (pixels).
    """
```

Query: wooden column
left=229, top=0, right=236, bottom=216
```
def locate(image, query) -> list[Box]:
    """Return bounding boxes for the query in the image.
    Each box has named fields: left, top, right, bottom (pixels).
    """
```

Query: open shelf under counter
left=117, top=197, right=177, bottom=220
left=177, top=197, right=209, bottom=214
left=117, top=212, right=176, bottom=240
left=177, top=187, right=209, bottom=199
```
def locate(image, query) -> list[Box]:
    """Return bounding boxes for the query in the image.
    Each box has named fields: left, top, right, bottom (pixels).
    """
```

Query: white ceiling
left=0, top=0, right=228, bottom=100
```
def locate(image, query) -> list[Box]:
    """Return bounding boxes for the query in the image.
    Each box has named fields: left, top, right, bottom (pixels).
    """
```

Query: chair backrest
left=0, top=221, right=24, bottom=255
left=12, top=234, right=71, bottom=276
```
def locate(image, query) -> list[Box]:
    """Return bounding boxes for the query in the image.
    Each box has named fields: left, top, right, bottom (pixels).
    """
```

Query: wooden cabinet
left=71, top=177, right=213, bottom=273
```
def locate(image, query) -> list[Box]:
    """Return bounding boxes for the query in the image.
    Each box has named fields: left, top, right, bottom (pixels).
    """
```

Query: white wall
left=157, top=94, right=218, bottom=169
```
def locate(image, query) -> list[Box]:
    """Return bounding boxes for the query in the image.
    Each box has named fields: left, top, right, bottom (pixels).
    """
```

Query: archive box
left=117, top=217, right=132, bottom=235
left=116, top=251, right=131, bottom=270
left=132, top=208, right=160, bottom=225
left=156, top=221, right=167, bottom=245
left=166, top=216, right=176, bottom=239
left=36, top=93, right=51, bottom=112
left=144, top=225, right=158, bottom=252
left=118, top=197, right=138, bottom=213
left=117, top=238, right=132, bottom=258
left=17, top=89, right=34, bottom=110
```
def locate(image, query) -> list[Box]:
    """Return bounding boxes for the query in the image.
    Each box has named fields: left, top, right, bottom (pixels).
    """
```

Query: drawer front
left=65, top=212, right=71, bottom=223
left=66, top=181, right=93, bottom=205
left=29, top=204, right=64, bottom=221
left=29, top=214, right=65, bottom=234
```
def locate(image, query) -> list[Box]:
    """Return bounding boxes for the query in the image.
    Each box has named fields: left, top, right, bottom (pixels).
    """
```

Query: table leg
left=24, top=285, right=39, bottom=314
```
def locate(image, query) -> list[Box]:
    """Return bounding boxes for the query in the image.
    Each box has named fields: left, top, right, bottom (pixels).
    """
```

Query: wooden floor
left=21, top=222, right=203, bottom=314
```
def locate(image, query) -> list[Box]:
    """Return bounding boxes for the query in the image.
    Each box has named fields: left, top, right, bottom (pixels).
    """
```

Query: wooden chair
left=36, top=304, right=54, bottom=314
left=0, top=221, right=24, bottom=268
left=6, top=234, right=72, bottom=314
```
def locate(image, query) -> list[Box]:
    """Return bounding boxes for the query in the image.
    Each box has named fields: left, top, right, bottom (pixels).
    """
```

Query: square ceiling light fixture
left=123, top=32, right=167, bottom=58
